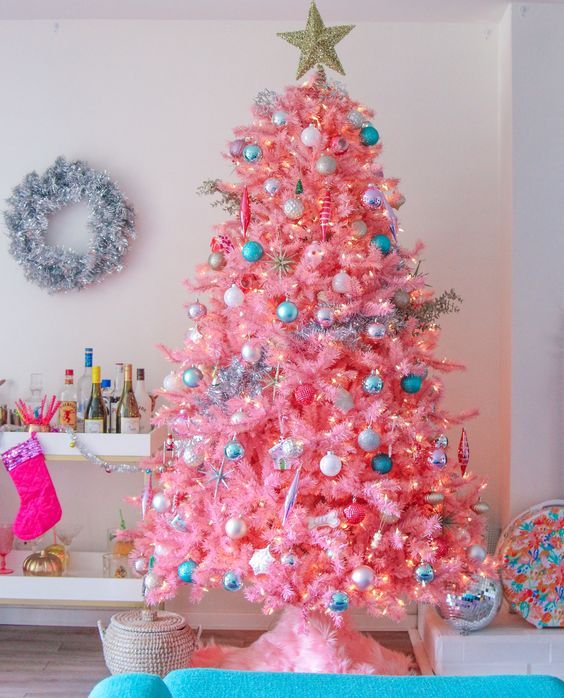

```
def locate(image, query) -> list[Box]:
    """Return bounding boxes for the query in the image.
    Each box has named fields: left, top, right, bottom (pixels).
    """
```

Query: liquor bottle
left=134, top=369, right=152, bottom=433
left=59, top=369, right=77, bottom=429
left=109, top=363, right=124, bottom=433
left=84, top=365, right=107, bottom=433
left=77, top=348, right=94, bottom=430
left=116, top=364, right=140, bottom=434
left=101, top=379, right=112, bottom=433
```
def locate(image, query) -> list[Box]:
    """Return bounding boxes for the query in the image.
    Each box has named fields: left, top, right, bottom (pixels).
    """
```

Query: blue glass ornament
left=328, top=591, right=349, bottom=612
left=272, top=110, right=288, bottom=126
left=182, top=367, right=203, bottom=388
left=224, top=439, right=245, bottom=461
left=177, top=559, right=198, bottom=583
left=223, top=570, right=244, bottom=592
left=371, top=453, right=393, bottom=474
left=243, top=144, right=262, bottom=162
left=362, top=373, right=384, bottom=394
left=241, top=240, right=264, bottom=262
left=276, top=300, right=299, bottom=323
left=359, top=125, right=380, bottom=146
left=370, top=234, right=392, bottom=255
left=415, top=563, right=435, bottom=584
left=401, top=374, right=423, bottom=393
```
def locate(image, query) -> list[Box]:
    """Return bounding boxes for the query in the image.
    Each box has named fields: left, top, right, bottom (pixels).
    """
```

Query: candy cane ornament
left=320, top=190, right=332, bottom=241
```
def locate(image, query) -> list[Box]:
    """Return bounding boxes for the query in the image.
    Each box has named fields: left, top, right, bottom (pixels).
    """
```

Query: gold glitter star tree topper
left=278, top=1, right=355, bottom=80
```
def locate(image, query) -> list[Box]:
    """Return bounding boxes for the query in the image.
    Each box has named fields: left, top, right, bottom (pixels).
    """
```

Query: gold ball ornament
left=23, top=550, right=63, bottom=577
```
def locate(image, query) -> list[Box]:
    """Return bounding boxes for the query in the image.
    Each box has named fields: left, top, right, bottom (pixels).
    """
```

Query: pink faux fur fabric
left=191, top=607, right=414, bottom=675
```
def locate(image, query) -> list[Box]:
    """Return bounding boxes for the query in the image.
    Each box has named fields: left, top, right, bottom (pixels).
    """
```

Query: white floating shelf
left=0, top=425, right=166, bottom=461
left=0, top=551, right=142, bottom=604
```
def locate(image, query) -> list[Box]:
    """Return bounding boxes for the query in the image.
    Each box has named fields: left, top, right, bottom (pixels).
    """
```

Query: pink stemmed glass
left=0, top=524, right=14, bottom=574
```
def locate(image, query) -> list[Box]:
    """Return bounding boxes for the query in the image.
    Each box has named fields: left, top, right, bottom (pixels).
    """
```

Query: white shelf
left=0, top=425, right=166, bottom=461
left=0, top=551, right=142, bottom=604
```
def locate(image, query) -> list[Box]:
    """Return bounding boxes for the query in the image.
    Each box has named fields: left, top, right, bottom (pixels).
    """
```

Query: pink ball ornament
left=332, top=270, right=352, bottom=294
left=351, top=565, right=375, bottom=590
left=351, top=220, right=368, bottom=238
left=304, top=241, right=326, bottom=267
left=241, top=342, right=261, bottom=364
left=229, top=139, right=246, bottom=158
left=330, top=136, right=349, bottom=154
left=294, top=383, right=316, bottom=406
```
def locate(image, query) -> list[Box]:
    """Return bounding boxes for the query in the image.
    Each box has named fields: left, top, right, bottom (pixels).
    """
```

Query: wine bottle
left=77, top=347, right=93, bottom=430
left=110, top=363, right=124, bottom=433
left=59, top=369, right=77, bottom=429
left=101, top=379, right=112, bottom=433
left=134, top=368, right=152, bottom=433
left=84, top=365, right=107, bottom=433
left=116, top=364, right=140, bottom=434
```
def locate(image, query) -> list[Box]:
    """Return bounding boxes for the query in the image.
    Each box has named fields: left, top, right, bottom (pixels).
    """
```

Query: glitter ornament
left=178, top=559, right=198, bottom=583
left=415, top=563, right=435, bottom=584
left=151, top=492, right=170, bottom=513
left=243, top=144, right=262, bottom=162
left=224, top=284, right=244, bottom=307
left=401, top=374, right=423, bottom=393
left=320, top=451, right=342, bottom=477
left=304, top=241, right=326, bottom=266
left=301, top=124, right=322, bottom=147
left=467, top=544, right=487, bottom=564
left=393, top=289, right=410, bottom=308
left=425, top=492, right=445, bottom=505
left=351, top=220, right=368, bottom=238
left=182, top=444, right=204, bottom=467
left=429, top=448, right=447, bottom=468
left=272, top=110, right=288, bottom=126
left=182, top=367, right=203, bottom=388
left=208, top=251, right=226, bottom=270
left=223, top=570, right=244, bottom=591
left=283, top=197, right=305, bottom=219
left=360, top=124, right=380, bottom=146
left=370, top=234, right=392, bottom=256
left=367, top=322, right=386, bottom=339
left=362, top=373, right=384, bottom=394
left=343, top=501, right=366, bottom=524
left=241, top=342, right=261, bottom=364
left=362, top=187, right=382, bottom=208
left=264, top=177, right=281, bottom=195
left=315, top=154, right=337, bottom=175
left=163, top=372, right=183, bottom=392
left=276, top=300, right=299, bottom=323
left=472, top=501, right=490, bottom=515
left=294, top=383, right=316, bottom=406
left=328, top=591, right=349, bottom=612
left=241, top=240, right=264, bottom=262
left=187, top=301, right=207, bottom=320
left=435, top=434, right=449, bottom=448
left=281, top=438, right=304, bottom=458
left=224, top=439, right=245, bottom=461
left=358, top=427, right=381, bottom=452
left=437, top=574, right=502, bottom=634
left=143, top=571, right=163, bottom=591
left=351, top=565, right=375, bottom=590
left=348, top=109, right=364, bottom=128
left=332, top=270, right=352, bottom=294
left=229, top=139, right=246, bottom=158
left=225, top=517, right=248, bottom=540
left=371, top=453, right=392, bottom=474
left=330, top=136, right=349, bottom=154
left=316, top=306, right=334, bottom=327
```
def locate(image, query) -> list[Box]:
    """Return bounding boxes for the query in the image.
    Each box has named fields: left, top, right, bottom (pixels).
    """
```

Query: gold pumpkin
left=44, top=544, right=68, bottom=572
left=23, top=550, right=63, bottom=577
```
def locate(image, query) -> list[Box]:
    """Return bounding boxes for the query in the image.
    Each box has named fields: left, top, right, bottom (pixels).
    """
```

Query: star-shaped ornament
left=267, top=245, right=296, bottom=278
left=249, top=545, right=275, bottom=576
left=278, top=2, right=355, bottom=80
left=207, top=460, right=232, bottom=499
left=262, top=363, right=283, bottom=397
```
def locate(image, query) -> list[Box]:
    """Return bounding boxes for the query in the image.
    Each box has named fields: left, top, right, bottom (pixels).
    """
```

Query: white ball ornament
left=304, top=241, right=326, bottom=267
left=301, top=124, right=322, bottom=147
left=352, top=220, right=368, bottom=238
left=351, top=565, right=375, bottom=590
left=224, top=284, right=245, bottom=308
left=332, top=270, right=352, bottom=294
left=152, top=492, right=171, bottom=513
left=320, top=451, right=342, bottom=477
left=358, top=427, right=381, bottom=452
left=264, top=177, right=281, bottom=195
left=467, top=544, right=487, bottom=564
left=315, top=155, right=337, bottom=175
left=283, top=198, right=305, bottom=220
left=241, top=342, right=261, bottom=364
left=143, top=571, right=163, bottom=591
left=133, top=558, right=148, bottom=575
left=316, top=307, right=334, bottom=328
left=163, top=371, right=183, bottom=392
left=225, top=516, right=248, bottom=540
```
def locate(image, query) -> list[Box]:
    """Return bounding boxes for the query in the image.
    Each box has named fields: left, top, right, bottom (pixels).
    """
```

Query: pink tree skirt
left=191, top=607, right=414, bottom=675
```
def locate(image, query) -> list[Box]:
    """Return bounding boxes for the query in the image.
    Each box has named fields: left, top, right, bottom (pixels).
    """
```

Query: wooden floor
left=0, top=625, right=415, bottom=697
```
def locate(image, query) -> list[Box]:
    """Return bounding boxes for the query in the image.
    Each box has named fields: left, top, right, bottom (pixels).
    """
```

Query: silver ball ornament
left=358, top=427, right=381, bottom=452
left=319, top=451, right=342, bottom=477
left=264, top=177, right=281, bottom=195
left=272, top=110, right=288, bottom=126
left=208, top=251, right=226, bottom=270
left=187, top=301, right=207, bottom=320
left=133, top=558, right=148, bottom=575
left=225, top=516, right=248, bottom=540
left=152, top=492, right=171, bottom=513
left=467, top=544, right=487, bottom=564
left=348, top=109, right=364, bottom=128
left=425, top=492, right=445, bottom=505
left=300, top=124, right=322, bottom=147
left=283, top=198, right=305, bottom=219
left=367, top=322, right=386, bottom=339
left=315, top=155, right=337, bottom=175
left=241, top=342, right=261, bottom=364
left=351, top=565, right=375, bottom=590
left=351, top=220, right=368, bottom=238
left=429, top=448, right=447, bottom=468
left=435, top=434, right=449, bottom=448
left=316, top=307, right=334, bottom=328
left=472, top=501, right=490, bottom=515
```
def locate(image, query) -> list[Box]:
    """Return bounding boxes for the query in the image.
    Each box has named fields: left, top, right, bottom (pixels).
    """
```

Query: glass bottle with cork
left=84, top=365, right=107, bottom=433
left=116, top=364, right=140, bottom=434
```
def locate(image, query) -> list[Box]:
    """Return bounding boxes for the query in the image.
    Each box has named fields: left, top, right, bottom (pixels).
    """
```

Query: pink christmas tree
left=129, top=4, right=488, bottom=653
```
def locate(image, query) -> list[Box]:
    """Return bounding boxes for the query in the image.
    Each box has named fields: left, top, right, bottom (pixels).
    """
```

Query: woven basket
left=98, top=609, right=198, bottom=676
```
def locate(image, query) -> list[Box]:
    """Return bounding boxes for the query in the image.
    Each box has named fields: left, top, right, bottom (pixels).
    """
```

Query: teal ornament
left=370, top=234, right=392, bottom=255
left=360, top=125, right=380, bottom=146
left=242, top=240, right=264, bottom=262
left=362, top=373, right=384, bottom=394
left=182, top=367, right=203, bottom=388
left=177, top=559, right=198, bottom=583
left=328, top=591, right=349, bottom=612
left=223, top=570, right=244, bottom=592
left=224, top=439, right=245, bottom=460
left=371, top=453, right=392, bottom=474
left=272, top=110, right=288, bottom=126
left=415, top=563, right=435, bottom=584
left=276, top=300, right=298, bottom=323
left=401, top=374, right=423, bottom=393
left=243, top=144, right=262, bottom=162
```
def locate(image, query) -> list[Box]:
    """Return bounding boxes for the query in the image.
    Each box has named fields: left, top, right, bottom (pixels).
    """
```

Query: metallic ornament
left=435, top=434, right=449, bottom=449
left=225, top=517, right=248, bottom=540
left=401, top=374, right=423, bottom=393
left=281, top=552, right=297, bottom=566
left=429, top=448, right=447, bottom=468
left=393, top=289, right=411, bottom=308
left=437, top=574, right=502, bottom=634
left=304, top=241, right=326, bottom=266
left=241, top=240, right=264, bottom=262
left=348, top=109, right=364, bottom=128
left=315, top=154, right=337, bottom=175
left=370, top=234, right=392, bottom=256
left=281, top=437, right=304, bottom=458
left=300, top=124, right=322, bottom=147
left=367, top=322, right=386, bottom=339
left=241, top=342, right=261, bottom=364
left=267, top=245, right=295, bottom=277
left=224, top=284, right=245, bottom=307
left=163, top=372, right=183, bottom=392
left=249, top=545, right=275, bottom=575
left=242, top=144, right=262, bottom=162
left=283, top=197, right=305, bottom=219
left=358, top=427, right=381, bottom=452
left=240, top=186, right=251, bottom=236
left=276, top=300, right=299, bottom=323
left=331, top=136, right=349, bottom=154
left=414, top=563, right=435, bottom=584
left=359, top=124, right=380, bottom=146
left=151, top=492, right=171, bottom=513
left=331, top=270, right=352, bottom=294
left=362, top=186, right=383, bottom=208
left=208, top=251, right=226, bottom=270
left=187, top=301, right=207, bottom=320
left=351, top=565, right=375, bottom=590
left=351, top=220, right=368, bottom=238
left=282, top=467, right=301, bottom=525
left=133, top=558, right=149, bottom=575
left=467, top=544, right=487, bottom=564
left=182, top=367, right=203, bottom=388
left=320, top=190, right=332, bottom=240
left=264, top=177, right=281, bottom=195
left=362, top=372, right=384, bottom=394
left=328, top=591, right=349, bottom=612
left=343, top=501, right=366, bottom=524
left=425, top=492, right=445, bottom=505
left=458, top=428, right=470, bottom=475
left=272, top=110, right=288, bottom=126
left=371, top=453, right=392, bottom=474
left=207, top=462, right=232, bottom=498
left=224, top=439, right=245, bottom=461
left=472, top=501, right=490, bottom=515
left=177, top=559, right=198, bottom=583
left=22, top=550, right=63, bottom=577
left=223, top=570, right=244, bottom=591
left=320, top=451, right=342, bottom=477
left=316, top=306, right=334, bottom=327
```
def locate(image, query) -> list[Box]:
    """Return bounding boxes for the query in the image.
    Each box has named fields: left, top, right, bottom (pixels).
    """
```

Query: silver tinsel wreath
left=3, top=157, right=136, bottom=293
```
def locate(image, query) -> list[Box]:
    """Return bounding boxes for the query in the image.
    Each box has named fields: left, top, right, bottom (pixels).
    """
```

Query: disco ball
left=437, top=573, right=502, bottom=634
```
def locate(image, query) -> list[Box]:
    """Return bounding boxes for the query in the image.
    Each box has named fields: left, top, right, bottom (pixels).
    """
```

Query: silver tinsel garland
left=198, top=355, right=271, bottom=411
left=64, top=428, right=147, bottom=474
left=4, top=157, right=136, bottom=293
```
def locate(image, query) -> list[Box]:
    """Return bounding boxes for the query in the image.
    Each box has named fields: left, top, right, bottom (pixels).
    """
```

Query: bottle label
left=59, top=401, right=77, bottom=428
left=84, top=418, right=104, bottom=433
left=119, top=417, right=140, bottom=434
left=85, top=352, right=93, bottom=368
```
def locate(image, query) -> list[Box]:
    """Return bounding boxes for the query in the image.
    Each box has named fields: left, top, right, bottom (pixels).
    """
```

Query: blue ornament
left=272, top=110, right=288, bottom=126
left=362, top=373, right=384, bottom=394
left=328, top=591, right=349, bottom=612
left=360, top=125, right=380, bottom=146
left=177, top=559, right=198, bottom=583
left=415, top=563, right=435, bottom=584
left=182, top=367, right=203, bottom=388
left=243, top=144, right=262, bottom=162
left=223, top=570, right=244, bottom=592
left=224, top=439, right=245, bottom=461
left=371, top=453, right=393, bottom=474
left=241, top=240, right=264, bottom=262
left=401, top=374, right=423, bottom=393
left=370, top=234, right=392, bottom=255
left=276, top=300, right=299, bottom=323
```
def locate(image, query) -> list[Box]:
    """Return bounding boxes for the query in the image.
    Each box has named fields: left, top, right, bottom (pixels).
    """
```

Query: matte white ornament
left=351, top=565, right=375, bottom=590
left=300, top=124, right=322, bottom=147
left=225, top=516, right=248, bottom=540
left=151, top=492, right=171, bottom=513
left=163, top=371, right=183, bottom=392
left=249, top=545, right=275, bottom=575
left=241, top=342, right=261, bottom=364
left=319, top=451, right=342, bottom=477
left=351, top=220, right=368, bottom=238
left=283, top=198, right=305, bottom=219
left=332, top=270, right=352, bottom=294
left=224, top=284, right=244, bottom=307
